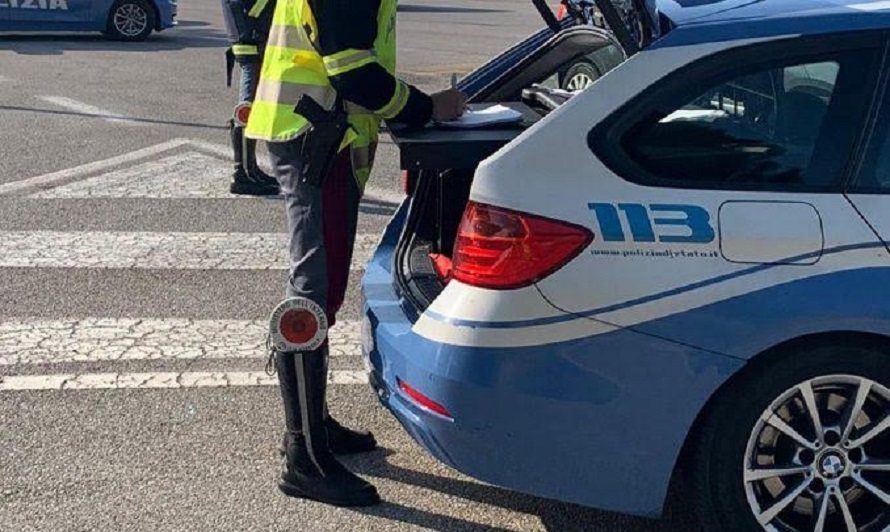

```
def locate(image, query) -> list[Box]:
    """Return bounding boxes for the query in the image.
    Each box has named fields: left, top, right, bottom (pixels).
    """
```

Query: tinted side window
left=864, top=134, right=890, bottom=190
left=612, top=49, right=874, bottom=190
left=854, top=78, right=890, bottom=192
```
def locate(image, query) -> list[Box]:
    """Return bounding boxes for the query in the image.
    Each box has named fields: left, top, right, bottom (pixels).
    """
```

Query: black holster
left=295, top=96, right=351, bottom=188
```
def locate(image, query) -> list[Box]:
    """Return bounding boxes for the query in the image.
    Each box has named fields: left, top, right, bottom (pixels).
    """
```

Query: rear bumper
left=361, top=201, right=742, bottom=517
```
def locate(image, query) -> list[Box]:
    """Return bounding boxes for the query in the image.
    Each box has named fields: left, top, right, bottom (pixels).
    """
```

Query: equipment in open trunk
left=386, top=0, right=653, bottom=313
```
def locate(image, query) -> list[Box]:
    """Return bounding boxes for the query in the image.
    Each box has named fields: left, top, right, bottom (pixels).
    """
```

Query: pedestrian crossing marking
left=0, top=370, right=367, bottom=391
left=0, top=231, right=379, bottom=270
left=0, top=138, right=406, bottom=204
left=0, top=139, right=391, bottom=393
left=30, top=152, right=234, bottom=199
left=0, top=318, right=361, bottom=366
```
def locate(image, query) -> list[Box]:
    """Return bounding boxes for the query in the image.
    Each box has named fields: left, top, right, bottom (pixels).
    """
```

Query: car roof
left=649, top=0, right=890, bottom=48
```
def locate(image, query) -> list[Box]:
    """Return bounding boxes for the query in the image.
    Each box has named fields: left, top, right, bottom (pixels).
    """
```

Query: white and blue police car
left=363, top=1, right=890, bottom=530
left=0, top=0, right=176, bottom=41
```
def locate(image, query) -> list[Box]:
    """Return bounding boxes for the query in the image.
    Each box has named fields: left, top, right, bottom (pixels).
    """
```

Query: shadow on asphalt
left=358, top=197, right=400, bottom=217
left=0, top=21, right=226, bottom=55
left=347, top=447, right=697, bottom=531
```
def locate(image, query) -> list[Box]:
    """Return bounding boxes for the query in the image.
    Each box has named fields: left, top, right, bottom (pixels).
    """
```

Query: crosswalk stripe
left=0, top=318, right=361, bottom=366
left=0, top=231, right=379, bottom=270
left=0, top=139, right=191, bottom=196
left=1, top=137, right=406, bottom=204
left=0, top=370, right=368, bottom=391
left=30, top=152, right=246, bottom=199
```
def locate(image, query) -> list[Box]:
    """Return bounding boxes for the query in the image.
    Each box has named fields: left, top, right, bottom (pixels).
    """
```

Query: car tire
left=104, top=0, right=155, bottom=42
left=560, top=61, right=601, bottom=92
left=691, top=342, right=890, bottom=531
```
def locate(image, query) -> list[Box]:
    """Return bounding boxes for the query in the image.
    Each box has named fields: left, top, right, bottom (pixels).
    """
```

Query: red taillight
left=557, top=4, right=566, bottom=19
left=398, top=379, right=452, bottom=419
left=451, top=201, right=592, bottom=290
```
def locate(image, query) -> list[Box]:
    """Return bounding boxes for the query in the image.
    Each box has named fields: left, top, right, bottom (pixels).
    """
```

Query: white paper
left=438, top=104, right=523, bottom=128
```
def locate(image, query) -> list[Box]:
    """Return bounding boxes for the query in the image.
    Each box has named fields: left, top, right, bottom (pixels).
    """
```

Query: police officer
left=245, top=0, right=466, bottom=507
left=221, top=0, right=281, bottom=196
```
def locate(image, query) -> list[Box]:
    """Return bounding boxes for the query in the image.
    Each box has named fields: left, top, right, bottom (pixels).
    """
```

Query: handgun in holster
left=295, top=95, right=351, bottom=188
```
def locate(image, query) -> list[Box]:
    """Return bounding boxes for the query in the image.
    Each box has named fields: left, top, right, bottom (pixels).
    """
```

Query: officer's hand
left=431, top=89, right=468, bottom=121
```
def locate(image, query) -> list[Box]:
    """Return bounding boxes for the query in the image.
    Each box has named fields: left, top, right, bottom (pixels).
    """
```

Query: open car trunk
left=393, top=23, right=626, bottom=315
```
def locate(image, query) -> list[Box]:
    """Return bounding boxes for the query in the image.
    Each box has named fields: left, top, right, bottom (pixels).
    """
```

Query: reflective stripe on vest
left=232, top=44, right=259, bottom=57
left=247, top=0, right=270, bottom=18
left=245, top=0, right=399, bottom=189
left=323, top=49, right=377, bottom=76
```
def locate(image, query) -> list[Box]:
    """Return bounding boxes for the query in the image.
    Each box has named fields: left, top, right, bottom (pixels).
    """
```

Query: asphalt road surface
left=0, top=1, right=696, bottom=530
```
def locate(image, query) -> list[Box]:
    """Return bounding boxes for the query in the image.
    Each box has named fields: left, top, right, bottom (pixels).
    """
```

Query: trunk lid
left=392, top=1, right=662, bottom=313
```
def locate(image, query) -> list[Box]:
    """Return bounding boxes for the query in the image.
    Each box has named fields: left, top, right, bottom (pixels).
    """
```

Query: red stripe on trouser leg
left=321, top=150, right=359, bottom=328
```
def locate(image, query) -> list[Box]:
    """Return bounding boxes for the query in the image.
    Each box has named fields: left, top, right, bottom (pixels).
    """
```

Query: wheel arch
left=665, top=329, right=890, bottom=505
left=148, top=0, right=161, bottom=31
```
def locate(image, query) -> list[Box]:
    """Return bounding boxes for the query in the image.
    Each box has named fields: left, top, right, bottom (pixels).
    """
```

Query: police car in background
left=363, top=0, right=890, bottom=530
left=0, top=0, right=176, bottom=41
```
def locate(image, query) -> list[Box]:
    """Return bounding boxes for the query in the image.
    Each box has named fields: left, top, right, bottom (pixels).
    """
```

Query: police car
left=0, top=0, right=176, bottom=41
left=363, top=0, right=890, bottom=529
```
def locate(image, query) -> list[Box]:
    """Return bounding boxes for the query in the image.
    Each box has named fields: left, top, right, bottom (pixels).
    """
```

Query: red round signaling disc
left=279, top=309, right=319, bottom=345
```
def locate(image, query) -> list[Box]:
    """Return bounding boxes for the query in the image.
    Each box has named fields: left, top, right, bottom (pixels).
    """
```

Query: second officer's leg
left=268, top=140, right=380, bottom=507
left=229, top=60, right=280, bottom=196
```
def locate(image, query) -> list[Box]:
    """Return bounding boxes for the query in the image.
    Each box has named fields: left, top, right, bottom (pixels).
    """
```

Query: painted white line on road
left=0, top=231, right=378, bottom=270
left=0, top=370, right=367, bottom=391
left=0, top=139, right=190, bottom=196
left=40, top=96, right=146, bottom=126
left=0, top=318, right=361, bottom=366
left=30, top=152, right=235, bottom=199
left=30, top=150, right=405, bottom=205
left=1, top=138, right=406, bottom=204
left=188, top=140, right=407, bottom=204
left=0, top=75, right=12, bottom=83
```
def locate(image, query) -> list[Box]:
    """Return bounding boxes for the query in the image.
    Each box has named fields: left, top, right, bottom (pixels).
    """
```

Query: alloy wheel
left=113, top=3, right=149, bottom=38
left=744, top=375, right=890, bottom=531
left=565, top=72, right=594, bottom=92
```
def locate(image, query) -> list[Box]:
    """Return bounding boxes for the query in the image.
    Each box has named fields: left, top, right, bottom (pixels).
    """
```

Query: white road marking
left=39, top=96, right=146, bottom=126
left=0, top=75, right=12, bottom=83
left=0, top=318, right=361, bottom=366
left=0, top=370, right=367, bottom=391
left=0, top=139, right=190, bottom=196
left=0, top=137, right=405, bottom=203
left=30, top=152, right=237, bottom=199
left=0, top=231, right=378, bottom=270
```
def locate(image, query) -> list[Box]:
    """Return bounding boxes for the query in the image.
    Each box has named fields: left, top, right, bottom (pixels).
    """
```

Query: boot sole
left=229, top=181, right=280, bottom=196
left=278, top=479, right=381, bottom=507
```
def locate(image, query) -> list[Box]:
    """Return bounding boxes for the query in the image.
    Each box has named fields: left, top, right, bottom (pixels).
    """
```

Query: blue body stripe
left=426, top=242, right=887, bottom=329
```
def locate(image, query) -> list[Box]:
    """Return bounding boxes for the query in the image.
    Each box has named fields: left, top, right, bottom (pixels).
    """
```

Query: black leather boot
left=279, top=435, right=381, bottom=507
left=244, top=136, right=281, bottom=189
left=228, top=120, right=279, bottom=196
left=326, top=416, right=378, bottom=455
left=280, top=416, right=377, bottom=457
left=279, top=345, right=377, bottom=456
left=275, top=349, right=380, bottom=507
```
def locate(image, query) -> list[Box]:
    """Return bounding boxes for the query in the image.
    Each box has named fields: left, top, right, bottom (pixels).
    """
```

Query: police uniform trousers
left=268, top=139, right=360, bottom=454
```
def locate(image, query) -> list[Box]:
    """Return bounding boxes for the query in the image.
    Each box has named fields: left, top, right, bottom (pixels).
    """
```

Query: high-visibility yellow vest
left=245, top=0, right=406, bottom=189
